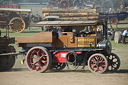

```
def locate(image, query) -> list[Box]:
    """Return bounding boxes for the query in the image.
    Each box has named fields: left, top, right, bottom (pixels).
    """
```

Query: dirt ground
left=0, top=42, right=128, bottom=85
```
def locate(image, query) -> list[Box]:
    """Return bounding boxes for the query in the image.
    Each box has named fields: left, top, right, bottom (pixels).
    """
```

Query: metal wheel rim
left=9, top=17, right=25, bottom=33
left=88, top=53, right=108, bottom=73
left=26, top=47, right=51, bottom=73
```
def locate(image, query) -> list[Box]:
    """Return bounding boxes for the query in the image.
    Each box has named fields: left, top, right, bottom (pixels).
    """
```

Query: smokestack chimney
left=103, top=20, right=108, bottom=40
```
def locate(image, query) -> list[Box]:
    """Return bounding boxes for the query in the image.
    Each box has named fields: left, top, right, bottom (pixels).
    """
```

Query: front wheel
left=26, top=46, right=52, bottom=73
left=88, top=53, right=108, bottom=74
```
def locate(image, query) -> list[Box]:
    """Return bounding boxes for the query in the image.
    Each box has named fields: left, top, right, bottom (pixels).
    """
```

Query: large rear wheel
left=26, top=46, right=52, bottom=73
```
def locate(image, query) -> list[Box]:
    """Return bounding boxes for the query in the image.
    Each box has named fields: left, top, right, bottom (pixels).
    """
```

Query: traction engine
left=17, top=20, right=120, bottom=73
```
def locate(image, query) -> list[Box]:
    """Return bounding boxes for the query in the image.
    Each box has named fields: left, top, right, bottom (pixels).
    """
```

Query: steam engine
left=47, top=0, right=128, bottom=12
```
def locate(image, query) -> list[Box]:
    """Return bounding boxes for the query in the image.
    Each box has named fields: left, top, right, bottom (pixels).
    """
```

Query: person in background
left=58, top=26, right=70, bottom=37
left=58, top=28, right=62, bottom=37
left=58, top=27, right=65, bottom=37
left=74, top=5, right=79, bottom=9
left=122, top=29, right=128, bottom=44
left=97, top=26, right=102, bottom=31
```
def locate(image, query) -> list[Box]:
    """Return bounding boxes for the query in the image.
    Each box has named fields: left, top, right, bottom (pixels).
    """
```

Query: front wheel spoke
left=99, top=60, right=103, bottom=63
left=97, top=56, right=100, bottom=61
left=100, top=64, right=106, bottom=67
left=93, top=57, right=97, bottom=62
left=100, top=66, right=105, bottom=71
left=97, top=65, right=105, bottom=72
left=92, top=59, right=96, bottom=64
left=94, top=57, right=98, bottom=61
left=94, top=66, right=99, bottom=72
left=37, top=49, right=41, bottom=56
left=99, top=57, right=104, bottom=62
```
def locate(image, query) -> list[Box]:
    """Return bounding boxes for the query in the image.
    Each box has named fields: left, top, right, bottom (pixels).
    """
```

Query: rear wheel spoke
left=41, top=60, right=47, bottom=64
left=31, top=56, right=37, bottom=59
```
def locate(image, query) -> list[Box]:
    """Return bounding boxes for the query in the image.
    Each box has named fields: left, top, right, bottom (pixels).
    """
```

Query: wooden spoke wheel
left=26, top=47, right=52, bottom=73
left=9, top=17, right=25, bottom=33
left=50, top=63, right=66, bottom=71
left=88, top=53, right=108, bottom=73
left=107, top=53, right=120, bottom=71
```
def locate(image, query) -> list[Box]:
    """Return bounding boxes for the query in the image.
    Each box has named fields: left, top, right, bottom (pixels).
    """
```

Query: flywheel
left=9, top=17, right=25, bottom=33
